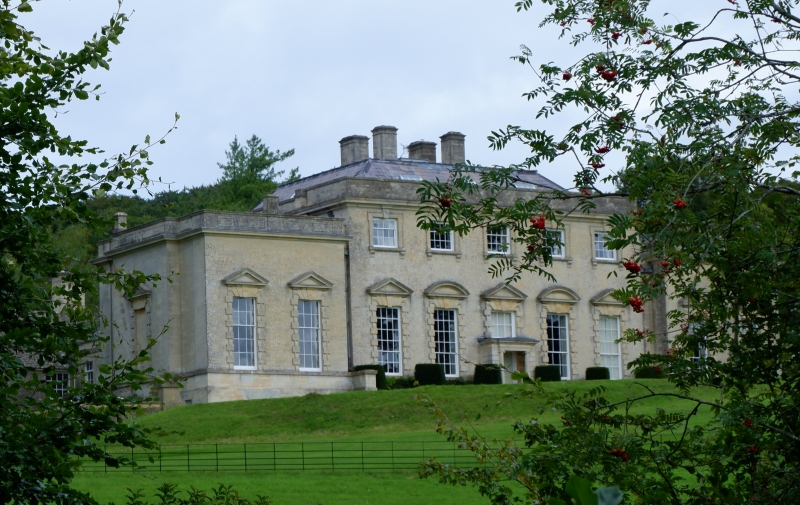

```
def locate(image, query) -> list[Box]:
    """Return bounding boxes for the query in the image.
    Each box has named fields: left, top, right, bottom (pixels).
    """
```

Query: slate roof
left=252, top=158, right=564, bottom=211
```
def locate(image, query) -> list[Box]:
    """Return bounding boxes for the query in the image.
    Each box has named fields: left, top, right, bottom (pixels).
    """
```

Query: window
left=84, top=361, right=94, bottom=384
left=47, top=372, right=70, bottom=398
left=547, top=314, right=570, bottom=379
left=232, top=297, right=256, bottom=369
left=298, top=300, right=321, bottom=371
left=598, top=316, right=622, bottom=379
left=547, top=230, right=565, bottom=258
left=487, top=226, right=510, bottom=254
left=490, top=311, right=515, bottom=338
left=430, top=227, right=453, bottom=251
left=434, top=309, right=458, bottom=376
left=377, top=307, right=401, bottom=374
left=594, top=232, right=616, bottom=260
left=372, top=218, right=398, bottom=248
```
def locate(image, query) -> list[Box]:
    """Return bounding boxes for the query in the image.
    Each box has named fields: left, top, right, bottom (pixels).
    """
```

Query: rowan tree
left=417, top=1, right=800, bottom=503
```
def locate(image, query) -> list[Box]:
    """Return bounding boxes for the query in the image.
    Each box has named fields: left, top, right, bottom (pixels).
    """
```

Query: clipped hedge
left=634, top=365, right=664, bottom=379
left=415, top=363, right=446, bottom=386
left=586, top=366, right=611, bottom=380
left=534, top=365, right=562, bottom=382
left=352, top=364, right=387, bottom=390
left=390, top=376, right=416, bottom=389
left=473, top=364, right=503, bottom=385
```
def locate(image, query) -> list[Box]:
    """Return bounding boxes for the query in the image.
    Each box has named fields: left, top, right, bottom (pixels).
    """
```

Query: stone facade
left=94, top=127, right=671, bottom=409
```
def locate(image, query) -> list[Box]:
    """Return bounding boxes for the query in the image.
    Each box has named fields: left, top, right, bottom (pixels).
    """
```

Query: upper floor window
left=84, top=361, right=94, bottom=384
left=547, top=230, right=565, bottom=258
left=372, top=218, right=398, bottom=248
left=430, top=226, right=453, bottom=251
left=298, top=300, right=321, bottom=371
left=232, top=297, right=256, bottom=370
left=487, top=226, right=510, bottom=254
left=490, top=310, right=515, bottom=338
left=594, top=232, right=616, bottom=261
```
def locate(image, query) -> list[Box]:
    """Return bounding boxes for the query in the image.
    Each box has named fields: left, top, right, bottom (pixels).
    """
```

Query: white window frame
left=598, top=316, right=622, bottom=379
left=547, top=314, right=571, bottom=380
left=490, top=310, right=515, bottom=339
left=232, top=296, right=257, bottom=370
left=429, top=227, right=454, bottom=252
left=547, top=229, right=565, bottom=259
left=594, top=232, right=616, bottom=261
left=486, top=226, right=510, bottom=255
left=84, top=361, right=94, bottom=384
left=434, top=309, right=459, bottom=377
left=372, top=218, right=398, bottom=248
left=298, top=300, right=322, bottom=372
left=47, top=372, right=70, bottom=398
left=376, top=306, right=402, bottom=375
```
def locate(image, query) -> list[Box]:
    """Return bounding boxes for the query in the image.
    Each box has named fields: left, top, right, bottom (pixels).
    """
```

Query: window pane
left=372, top=218, right=397, bottom=248
left=490, top=311, right=514, bottom=338
left=487, top=226, right=509, bottom=253
left=233, top=297, right=255, bottom=368
left=547, top=314, right=570, bottom=379
left=430, top=228, right=453, bottom=251
left=298, top=300, right=321, bottom=370
left=594, top=232, right=616, bottom=260
left=377, top=307, right=401, bottom=374
left=547, top=230, right=564, bottom=258
left=434, top=309, right=458, bottom=376
left=85, top=361, right=94, bottom=384
left=598, top=316, right=621, bottom=379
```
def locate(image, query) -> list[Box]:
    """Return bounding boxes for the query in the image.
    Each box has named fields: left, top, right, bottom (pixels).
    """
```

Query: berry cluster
left=673, top=198, right=687, bottom=209
left=610, top=448, right=629, bottom=461
left=623, top=261, right=642, bottom=274
left=628, top=296, right=644, bottom=313
left=530, top=216, right=546, bottom=230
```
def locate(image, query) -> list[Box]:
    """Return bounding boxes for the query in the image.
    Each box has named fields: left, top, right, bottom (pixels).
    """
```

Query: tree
left=417, top=1, right=800, bottom=503
left=218, top=134, right=296, bottom=183
left=0, top=2, right=176, bottom=504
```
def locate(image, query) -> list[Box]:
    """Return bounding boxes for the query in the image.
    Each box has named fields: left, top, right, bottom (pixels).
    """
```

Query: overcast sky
left=26, top=1, right=718, bottom=193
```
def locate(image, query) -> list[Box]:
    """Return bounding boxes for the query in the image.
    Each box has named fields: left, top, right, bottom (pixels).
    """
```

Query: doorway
left=502, top=351, right=526, bottom=384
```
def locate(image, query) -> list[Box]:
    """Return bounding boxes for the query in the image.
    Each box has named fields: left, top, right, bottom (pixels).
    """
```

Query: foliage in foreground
left=417, top=1, right=800, bottom=503
left=122, top=484, right=271, bottom=505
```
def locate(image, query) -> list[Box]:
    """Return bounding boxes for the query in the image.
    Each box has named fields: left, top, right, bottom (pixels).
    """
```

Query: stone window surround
left=590, top=288, right=632, bottom=378
left=367, top=209, right=405, bottom=256
left=288, top=271, right=334, bottom=373
left=222, top=268, right=269, bottom=371
left=480, top=283, right=528, bottom=339
left=547, top=225, right=573, bottom=267
left=127, top=286, right=151, bottom=358
left=536, top=286, right=581, bottom=379
left=366, top=278, right=413, bottom=375
left=590, top=226, right=619, bottom=267
left=423, top=281, right=469, bottom=377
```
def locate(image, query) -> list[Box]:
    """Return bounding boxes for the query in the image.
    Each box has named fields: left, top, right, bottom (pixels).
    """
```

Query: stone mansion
left=94, top=126, right=677, bottom=408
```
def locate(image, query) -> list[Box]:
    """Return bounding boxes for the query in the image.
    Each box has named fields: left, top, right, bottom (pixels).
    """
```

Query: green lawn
left=71, top=380, right=721, bottom=504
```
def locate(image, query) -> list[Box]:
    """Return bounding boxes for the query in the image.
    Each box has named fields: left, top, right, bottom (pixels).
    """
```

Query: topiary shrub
left=634, top=365, right=664, bottom=379
left=473, top=364, right=503, bottom=385
left=415, top=363, right=446, bottom=385
left=392, top=376, right=416, bottom=389
left=586, top=367, right=611, bottom=380
left=352, top=364, right=387, bottom=390
left=534, top=365, right=562, bottom=382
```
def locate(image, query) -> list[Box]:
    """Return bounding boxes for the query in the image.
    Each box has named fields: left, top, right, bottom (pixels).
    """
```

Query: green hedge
left=634, top=365, right=664, bottom=379
left=352, top=364, right=387, bottom=390
left=586, top=367, right=610, bottom=380
left=390, top=376, right=416, bottom=389
left=414, top=363, right=446, bottom=385
left=473, top=364, right=503, bottom=385
left=534, top=365, right=562, bottom=382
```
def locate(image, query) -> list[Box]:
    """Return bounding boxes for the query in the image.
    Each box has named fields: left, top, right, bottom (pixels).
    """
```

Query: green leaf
left=18, top=2, right=32, bottom=12
left=565, top=476, right=598, bottom=505
left=74, top=89, right=89, bottom=100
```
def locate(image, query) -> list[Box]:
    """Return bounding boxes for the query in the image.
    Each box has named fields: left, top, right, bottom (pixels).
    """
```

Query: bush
left=634, top=365, right=664, bottom=379
left=585, top=367, right=611, bottom=380
left=352, top=364, right=387, bottom=390
left=473, top=364, right=503, bottom=385
left=391, top=376, right=417, bottom=389
left=534, top=365, right=562, bottom=382
left=445, top=378, right=468, bottom=386
left=415, top=363, right=446, bottom=385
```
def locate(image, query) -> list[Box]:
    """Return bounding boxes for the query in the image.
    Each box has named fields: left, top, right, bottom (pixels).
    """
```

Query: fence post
left=361, top=442, right=364, bottom=472
left=273, top=442, right=276, bottom=471
left=187, top=444, right=190, bottom=472
left=302, top=442, right=305, bottom=471
left=159, top=446, right=162, bottom=473
left=215, top=444, right=218, bottom=472
left=105, top=445, right=107, bottom=474
left=391, top=441, right=395, bottom=471
left=422, top=441, right=425, bottom=464
left=331, top=442, right=335, bottom=472
left=453, top=442, right=457, bottom=465
left=244, top=443, right=248, bottom=472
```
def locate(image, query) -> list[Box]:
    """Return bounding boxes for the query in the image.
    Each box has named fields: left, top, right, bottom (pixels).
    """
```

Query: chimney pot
left=407, top=140, right=437, bottom=163
left=113, top=212, right=128, bottom=233
left=339, top=135, right=369, bottom=166
left=371, top=125, right=398, bottom=160
left=440, top=132, right=466, bottom=165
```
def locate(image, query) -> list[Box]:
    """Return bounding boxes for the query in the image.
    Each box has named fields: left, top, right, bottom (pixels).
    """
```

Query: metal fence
left=81, top=440, right=479, bottom=473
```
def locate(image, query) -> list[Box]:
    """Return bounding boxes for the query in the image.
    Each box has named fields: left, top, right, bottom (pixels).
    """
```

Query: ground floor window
left=47, top=372, right=70, bottom=398
left=434, top=309, right=458, bottom=376
left=298, top=300, right=321, bottom=371
left=377, top=307, right=401, bottom=374
left=232, top=297, right=256, bottom=369
left=547, top=314, right=570, bottom=379
left=84, top=361, right=94, bottom=384
left=598, top=315, right=622, bottom=379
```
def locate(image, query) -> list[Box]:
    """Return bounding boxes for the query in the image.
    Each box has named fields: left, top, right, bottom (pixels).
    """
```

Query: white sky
left=25, top=1, right=724, bottom=193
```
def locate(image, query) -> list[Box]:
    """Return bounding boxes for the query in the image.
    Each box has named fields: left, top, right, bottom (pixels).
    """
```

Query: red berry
left=588, top=18, right=596, bottom=25
left=591, top=163, right=605, bottom=169
left=529, top=216, right=546, bottom=230
left=734, top=60, right=741, bottom=66
left=563, top=71, right=572, bottom=81
left=439, top=198, right=451, bottom=208
left=595, top=146, right=611, bottom=154
left=654, top=366, right=661, bottom=373
left=673, top=198, right=687, bottom=209
left=527, top=244, right=535, bottom=253
left=581, top=188, right=591, bottom=196
left=595, top=65, right=606, bottom=73
left=659, top=261, right=670, bottom=267
left=623, top=261, right=642, bottom=274
left=748, top=298, right=757, bottom=304
left=560, top=21, right=567, bottom=26
left=748, top=445, right=759, bottom=454
left=628, top=296, right=644, bottom=313
left=601, top=70, right=618, bottom=82
left=611, top=32, right=622, bottom=40
left=673, top=259, right=681, bottom=267
left=743, top=419, right=754, bottom=427
left=642, top=39, right=653, bottom=45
